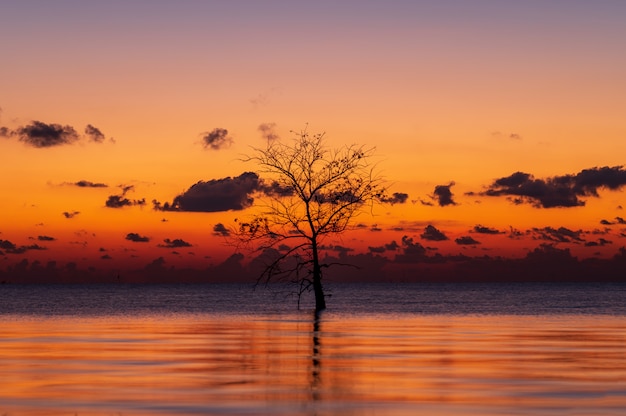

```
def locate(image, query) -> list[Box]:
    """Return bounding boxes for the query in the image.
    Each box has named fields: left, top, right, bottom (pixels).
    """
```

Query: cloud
left=472, top=225, right=503, bottom=234
left=584, top=238, right=612, bottom=247
left=432, top=182, right=457, bottom=206
left=213, top=223, right=230, bottom=237
left=258, top=123, right=279, bottom=143
left=153, top=172, right=283, bottom=213
left=201, top=128, right=232, bottom=150
left=380, top=192, right=409, bottom=204
left=394, top=235, right=428, bottom=262
left=105, top=195, right=146, bottom=208
left=62, top=211, right=80, bottom=219
left=385, top=241, right=400, bottom=251
left=320, top=244, right=354, bottom=255
left=37, top=235, right=56, bottom=241
left=421, top=224, right=448, bottom=241
left=508, top=226, right=524, bottom=239
left=0, top=239, right=47, bottom=254
left=455, top=236, right=480, bottom=245
left=125, top=233, right=151, bottom=243
left=73, top=180, right=108, bottom=188
left=101, top=254, right=113, bottom=260
left=250, top=88, right=279, bottom=109
left=0, top=120, right=112, bottom=148
left=532, top=226, right=583, bottom=243
left=105, top=185, right=146, bottom=208
left=368, top=240, right=400, bottom=253
left=368, top=245, right=386, bottom=253
left=9, top=121, right=80, bottom=147
left=84, top=124, right=106, bottom=143
left=158, top=238, right=192, bottom=248
left=482, top=166, right=626, bottom=208
left=106, top=195, right=146, bottom=208
left=491, top=131, right=523, bottom=141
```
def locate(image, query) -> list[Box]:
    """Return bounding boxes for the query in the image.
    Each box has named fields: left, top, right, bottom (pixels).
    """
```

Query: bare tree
left=236, top=127, right=387, bottom=312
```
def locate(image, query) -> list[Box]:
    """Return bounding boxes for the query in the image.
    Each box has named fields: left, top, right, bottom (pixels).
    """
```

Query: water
left=1, top=283, right=625, bottom=415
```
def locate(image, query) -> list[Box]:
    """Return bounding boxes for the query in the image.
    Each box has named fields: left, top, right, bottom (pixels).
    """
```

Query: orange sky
left=1, top=1, right=626, bottom=282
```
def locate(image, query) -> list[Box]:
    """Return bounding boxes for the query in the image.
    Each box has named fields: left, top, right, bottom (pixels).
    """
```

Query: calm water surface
left=1, top=283, right=625, bottom=415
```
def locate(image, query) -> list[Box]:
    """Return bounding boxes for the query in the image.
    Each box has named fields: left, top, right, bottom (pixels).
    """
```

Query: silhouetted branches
left=235, top=127, right=386, bottom=311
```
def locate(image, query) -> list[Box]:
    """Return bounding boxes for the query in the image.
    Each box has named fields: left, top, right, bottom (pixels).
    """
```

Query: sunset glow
left=2, top=1, right=626, bottom=283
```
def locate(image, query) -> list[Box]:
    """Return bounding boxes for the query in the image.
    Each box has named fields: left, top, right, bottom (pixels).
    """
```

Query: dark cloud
left=258, top=123, right=279, bottom=143
left=320, top=244, right=354, bottom=255
left=84, top=124, right=106, bottom=143
left=380, top=192, right=409, bottom=204
left=213, top=223, right=230, bottom=237
left=421, top=225, right=448, bottom=241
left=455, top=236, right=480, bottom=245
left=0, top=239, right=46, bottom=254
left=508, top=226, right=524, bottom=239
left=472, top=225, right=503, bottom=234
left=585, top=238, right=612, bottom=247
left=385, top=241, right=400, bottom=251
left=101, top=254, right=113, bottom=260
left=0, top=120, right=110, bottom=148
left=158, top=238, right=192, bottom=248
left=107, top=196, right=146, bottom=208
left=394, top=235, right=428, bottom=262
left=106, top=195, right=146, bottom=208
left=532, top=226, right=583, bottom=243
left=432, top=182, right=456, bottom=206
left=153, top=172, right=285, bottom=213
left=368, top=240, right=400, bottom=254
left=37, top=235, right=56, bottom=241
left=599, top=217, right=626, bottom=225
left=62, top=211, right=80, bottom=219
left=482, top=166, right=626, bottom=208
left=74, top=180, right=108, bottom=188
left=260, top=180, right=294, bottom=197
left=125, top=233, right=150, bottom=243
left=9, top=121, right=80, bottom=147
left=368, top=245, right=387, bottom=254
left=105, top=185, right=146, bottom=208
left=201, top=128, right=232, bottom=150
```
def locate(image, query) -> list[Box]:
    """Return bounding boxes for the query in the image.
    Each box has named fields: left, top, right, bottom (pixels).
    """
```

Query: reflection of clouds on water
left=1, top=295, right=625, bottom=415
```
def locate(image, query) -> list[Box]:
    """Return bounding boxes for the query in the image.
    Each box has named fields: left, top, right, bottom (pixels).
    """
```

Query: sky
left=1, top=0, right=626, bottom=283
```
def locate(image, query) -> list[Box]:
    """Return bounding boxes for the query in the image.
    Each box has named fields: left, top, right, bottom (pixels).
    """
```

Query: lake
left=1, top=283, right=625, bottom=415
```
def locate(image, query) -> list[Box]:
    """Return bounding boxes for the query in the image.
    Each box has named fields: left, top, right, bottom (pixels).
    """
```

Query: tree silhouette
left=236, top=127, right=386, bottom=312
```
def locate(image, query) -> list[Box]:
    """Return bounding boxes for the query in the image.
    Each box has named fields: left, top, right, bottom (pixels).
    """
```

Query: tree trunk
left=311, top=241, right=326, bottom=312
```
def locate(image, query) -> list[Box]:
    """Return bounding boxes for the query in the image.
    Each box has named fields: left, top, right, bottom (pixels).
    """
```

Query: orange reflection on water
left=1, top=313, right=625, bottom=415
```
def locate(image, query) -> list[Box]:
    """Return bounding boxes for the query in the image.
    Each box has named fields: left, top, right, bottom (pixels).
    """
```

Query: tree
left=236, top=127, right=387, bottom=312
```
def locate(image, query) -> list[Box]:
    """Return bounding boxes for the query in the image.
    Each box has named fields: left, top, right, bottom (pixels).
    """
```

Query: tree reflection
left=310, top=310, right=323, bottom=402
